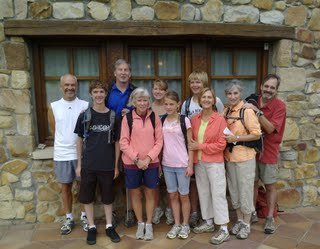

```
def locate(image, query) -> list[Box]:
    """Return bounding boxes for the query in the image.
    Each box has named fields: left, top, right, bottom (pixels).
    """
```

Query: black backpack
left=225, top=107, right=263, bottom=153
left=184, top=97, right=192, bottom=117
left=161, top=114, right=189, bottom=151
left=126, top=110, right=156, bottom=137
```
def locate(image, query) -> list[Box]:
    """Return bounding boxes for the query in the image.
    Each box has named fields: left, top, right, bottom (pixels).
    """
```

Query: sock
left=138, top=222, right=145, bottom=225
left=220, top=225, right=228, bottom=233
left=106, top=224, right=112, bottom=229
left=81, top=212, right=86, bottom=219
left=89, top=225, right=96, bottom=229
left=238, top=219, right=244, bottom=224
left=146, top=223, right=152, bottom=227
left=66, top=213, right=73, bottom=220
left=206, top=218, right=213, bottom=225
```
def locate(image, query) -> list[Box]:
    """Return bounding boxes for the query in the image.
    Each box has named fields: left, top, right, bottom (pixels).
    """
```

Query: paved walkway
left=0, top=208, right=319, bottom=249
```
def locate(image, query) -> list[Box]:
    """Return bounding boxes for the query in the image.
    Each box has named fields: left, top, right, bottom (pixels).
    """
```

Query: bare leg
left=84, top=203, right=94, bottom=226
left=144, top=187, right=156, bottom=224
left=180, top=194, right=190, bottom=225
left=243, top=213, right=251, bottom=224
left=265, top=183, right=277, bottom=217
left=169, top=192, right=180, bottom=225
left=130, top=188, right=143, bottom=222
left=61, top=183, right=73, bottom=214
left=104, top=204, right=113, bottom=225
left=236, top=208, right=244, bottom=221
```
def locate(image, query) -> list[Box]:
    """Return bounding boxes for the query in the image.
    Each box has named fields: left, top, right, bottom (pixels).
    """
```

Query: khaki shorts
left=256, top=162, right=278, bottom=184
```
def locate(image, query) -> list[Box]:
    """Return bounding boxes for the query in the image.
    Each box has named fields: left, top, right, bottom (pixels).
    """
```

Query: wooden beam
left=4, top=20, right=295, bottom=40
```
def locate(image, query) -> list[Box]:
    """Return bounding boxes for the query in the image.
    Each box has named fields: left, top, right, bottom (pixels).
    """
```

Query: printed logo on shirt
left=90, top=124, right=112, bottom=132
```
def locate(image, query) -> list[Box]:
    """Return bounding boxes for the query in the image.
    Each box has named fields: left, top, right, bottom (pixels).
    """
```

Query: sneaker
left=152, top=207, right=164, bottom=224
left=178, top=224, right=190, bottom=239
left=193, top=221, right=215, bottom=234
left=86, top=227, right=97, bottom=245
left=236, top=223, right=250, bottom=239
left=189, top=211, right=200, bottom=228
left=60, top=218, right=75, bottom=235
left=165, top=208, right=174, bottom=225
left=166, top=224, right=181, bottom=239
left=251, top=211, right=258, bottom=224
left=136, top=222, right=145, bottom=240
left=106, top=226, right=120, bottom=243
left=80, top=216, right=89, bottom=232
left=144, top=223, right=153, bottom=241
left=125, top=209, right=137, bottom=228
left=210, top=229, right=230, bottom=245
left=264, top=216, right=276, bottom=234
left=230, top=220, right=243, bottom=235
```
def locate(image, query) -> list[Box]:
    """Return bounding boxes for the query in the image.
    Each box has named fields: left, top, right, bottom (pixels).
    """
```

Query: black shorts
left=79, top=168, right=115, bottom=205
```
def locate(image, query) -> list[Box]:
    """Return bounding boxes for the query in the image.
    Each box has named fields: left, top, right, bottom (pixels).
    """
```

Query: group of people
left=50, top=59, right=286, bottom=246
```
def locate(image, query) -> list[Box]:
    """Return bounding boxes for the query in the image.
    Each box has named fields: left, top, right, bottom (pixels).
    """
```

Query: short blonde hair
left=152, top=79, right=168, bottom=91
left=129, top=87, right=152, bottom=107
left=188, top=70, right=209, bottom=88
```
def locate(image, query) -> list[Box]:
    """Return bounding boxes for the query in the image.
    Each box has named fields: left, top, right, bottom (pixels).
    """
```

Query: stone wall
left=0, top=0, right=319, bottom=224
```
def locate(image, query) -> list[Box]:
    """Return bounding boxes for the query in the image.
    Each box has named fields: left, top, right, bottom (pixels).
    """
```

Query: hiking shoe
left=230, top=220, right=243, bottom=235
left=60, top=218, right=75, bottom=235
left=152, top=207, right=164, bottom=224
left=236, top=223, right=250, bottom=239
left=178, top=224, right=190, bottom=239
left=136, top=222, right=145, bottom=240
left=80, top=216, right=89, bottom=232
left=264, top=216, right=276, bottom=234
left=251, top=211, right=258, bottom=224
left=189, top=211, right=200, bottom=228
left=125, top=209, right=136, bottom=228
left=193, top=221, right=215, bottom=234
left=210, top=229, right=230, bottom=245
left=144, top=224, right=153, bottom=241
left=106, top=226, right=120, bottom=243
left=165, top=208, right=174, bottom=225
left=166, top=224, right=181, bottom=239
left=86, top=227, right=97, bottom=245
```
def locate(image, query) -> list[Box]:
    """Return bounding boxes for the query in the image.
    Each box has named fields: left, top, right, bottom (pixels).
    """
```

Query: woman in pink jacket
left=120, top=88, right=163, bottom=241
left=188, top=87, right=230, bottom=245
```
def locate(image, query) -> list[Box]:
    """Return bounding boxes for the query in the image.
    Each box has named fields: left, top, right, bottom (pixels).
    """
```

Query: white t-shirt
left=51, top=97, right=88, bottom=161
left=162, top=116, right=191, bottom=168
left=181, top=96, right=224, bottom=119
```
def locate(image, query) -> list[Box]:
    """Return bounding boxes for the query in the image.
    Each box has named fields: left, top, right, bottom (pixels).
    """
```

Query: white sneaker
left=152, top=207, right=164, bottom=224
left=166, top=224, right=181, bottom=239
left=165, top=208, right=174, bottom=225
left=136, top=222, right=145, bottom=240
left=144, top=223, right=153, bottom=241
left=178, top=224, right=190, bottom=239
left=210, top=229, right=230, bottom=245
left=80, top=216, right=89, bottom=232
left=193, top=221, right=215, bottom=234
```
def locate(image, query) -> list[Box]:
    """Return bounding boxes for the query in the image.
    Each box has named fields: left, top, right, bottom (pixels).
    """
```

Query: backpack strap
left=184, top=96, right=192, bottom=117
left=180, top=115, right=188, bottom=151
left=126, top=110, right=156, bottom=137
left=160, top=114, right=168, bottom=124
left=239, top=108, right=250, bottom=134
left=82, top=107, right=92, bottom=140
left=109, top=110, right=116, bottom=130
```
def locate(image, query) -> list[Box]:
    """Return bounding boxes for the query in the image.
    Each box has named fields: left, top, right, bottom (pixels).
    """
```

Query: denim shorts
left=124, top=167, right=159, bottom=189
left=163, top=166, right=190, bottom=195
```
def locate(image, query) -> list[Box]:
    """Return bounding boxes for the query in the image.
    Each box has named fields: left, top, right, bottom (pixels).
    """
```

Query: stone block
left=301, top=45, right=316, bottom=60
left=1, top=171, right=19, bottom=185
left=181, top=4, right=195, bottom=21
left=11, top=70, right=30, bottom=89
left=29, top=0, right=52, bottom=19
left=0, top=185, right=13, bottom=201
left=37, top=202, right=49, bottom=214
left=287, top=93, right=306, bottom=101
left=252, top=0, right=273, bottom=10
left=300, top=123, right=317, bottom=140
left=32, top=171, right=54, bottom=183
left=132, top=6, right=154, bottom=20
left=288, top=180, right=304, bottom=188
left=24, top=202, right=34, bottom=212
left=14, top=0, right=28, bottom=19
left=278, top=189, right=301, bottom=208
left=295, top=164, right=318, bottom=180
left=15, top=189, right=34, bottom=201
left=3, top=42, right=28, bottom=70
left=282, top=160, right=297, bottom=169
left=111, top=0, right=131, bottom=20
left=0, top=201, right=15, bottom=219
left=277, top=67, right=306, bottom=92
left=306, top=179, right=320, bottom=187
left=21, top=171, right=32, bottom=188
left=232, top=0, right=251, bottom=4
left=195, top=8, right=201, bottom=20
left=25, top=213, right=36, bottom=223
left=53, top=2, right=84, bottom=19
left=315, top=138, right=320, bottom=147
left=1, top=159, right=28, bottom=175
left=224, top=6, right=259, bottom=24
left=190, top=0, right=205, bottom=3
left=47, top=181, right=61, bottom=193
left=200, top=0, right=223, bottom=22
left=275, top=1, right=286, bottom=10
left=283, top=118, right=299, bottom=141
left=272, top=39, right=292, bottom=67
left=308, top=93, right=320, bottom=107
left=0, top=23, right=4, bottom=42
left=38, top=186, right=59, bottom=201
left=135, top=0, right=156, bottom=5
left=16, top=114, right=32, bottom=136
left=275, top=180, right=287, bottom=189
left=6, top=136, right=34, bottom=157
left=296, top=29, right=314, bottom=44
left=302, top=147, right=319, bottom=163
left=154, top=1, right=179, bottom=20
left=285, top=6, right=307, bottom=27
left=286, top=101, right=308, bottom=117
left=296, top=58, right=312, bottom=67
left=0, top=146, right=8, bottom=163
left=303, top=185, right=318, bottom=206
left=278, top=168, right=293, bottom=180
left=13, top=201, right=25, bottom=219
left=87, top=1, right=110, bottom=21
left=260, top=10, right=284, bottom=25
left=37, top=214, right=55, bottom=223
left=0, top=116, right=13, bottom=128
left=308, top=8, right=320, bottom=31
left=280, top=150, right=297, bottom=161
left=0, top=0, right=14, bottom=20
left=0, top=73, right=9, bottom=87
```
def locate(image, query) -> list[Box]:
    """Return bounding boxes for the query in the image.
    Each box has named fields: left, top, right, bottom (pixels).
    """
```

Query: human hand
left=185, top=165, right=194, bottom=177
left=114, top=167, right=119, bottom=179
left=188, top=138, right=199, bottom=151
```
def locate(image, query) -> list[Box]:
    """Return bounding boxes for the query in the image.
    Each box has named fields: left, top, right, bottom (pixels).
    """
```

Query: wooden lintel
left=4, top=20, right=295, bottom=40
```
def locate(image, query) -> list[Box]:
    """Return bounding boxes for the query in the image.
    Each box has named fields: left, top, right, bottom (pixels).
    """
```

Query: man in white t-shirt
left=49, top=74, right=89, bottom=235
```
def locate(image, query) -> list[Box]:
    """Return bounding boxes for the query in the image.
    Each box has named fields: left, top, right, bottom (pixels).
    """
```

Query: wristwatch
left=256, top=110, right=264, bottom=117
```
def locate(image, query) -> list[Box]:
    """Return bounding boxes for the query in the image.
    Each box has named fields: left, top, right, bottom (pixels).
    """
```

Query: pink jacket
left=120, top=110, right=163, bottom=167
left=191, top=112, right=227, bottom=164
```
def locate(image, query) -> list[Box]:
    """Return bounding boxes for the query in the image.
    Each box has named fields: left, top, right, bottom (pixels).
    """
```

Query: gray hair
left=60, top=74, right=77, bottom=84
left=114, top=59, right=131, bottom=72
left=225, top=79, right=243, bottom=95
left=129, top=87, right=152, bottom=107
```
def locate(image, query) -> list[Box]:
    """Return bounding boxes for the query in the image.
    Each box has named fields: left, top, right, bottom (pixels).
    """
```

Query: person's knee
left=169, top=192, right=179, bottom=201
left=179, top=193, right=189, bottom=202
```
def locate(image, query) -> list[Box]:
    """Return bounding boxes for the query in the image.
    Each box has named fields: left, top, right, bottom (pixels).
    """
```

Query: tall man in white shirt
left=49, top=74, right=89, bottom=235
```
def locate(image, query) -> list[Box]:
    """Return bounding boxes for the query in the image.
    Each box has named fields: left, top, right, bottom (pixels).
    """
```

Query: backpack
left=82, top=107, right=116, bottom=144
left=126, top=110, right=156, bottom=137
left=184, top=96, right=192, bottom=117
left=256, top=186, right=278, bottom=218
left=161, top=114, right=188, bottom=151
left=226, top=107, right=263, bottom=153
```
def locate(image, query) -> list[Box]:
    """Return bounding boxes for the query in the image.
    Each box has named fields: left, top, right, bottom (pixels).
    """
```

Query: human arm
left=47, top=106, right=55, bottom=138
left=114, top=141, right=120, bottom=179
left=76, top=137, right=83, bottom=177
left=185, top=128, right=194, bottom=176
